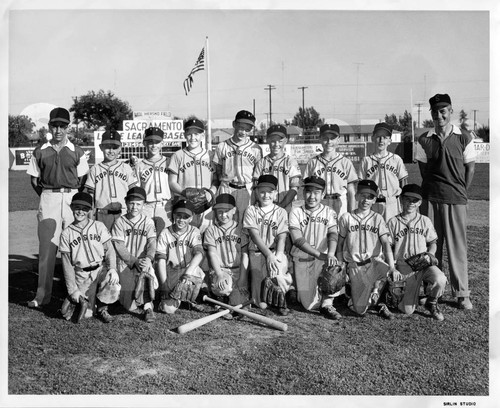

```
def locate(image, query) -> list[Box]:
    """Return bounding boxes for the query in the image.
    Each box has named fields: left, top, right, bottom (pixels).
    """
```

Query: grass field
left=6, top=164, right=490, bottom=400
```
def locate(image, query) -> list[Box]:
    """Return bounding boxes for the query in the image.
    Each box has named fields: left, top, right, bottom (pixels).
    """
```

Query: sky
left=5, top=1, right=491, bottom=129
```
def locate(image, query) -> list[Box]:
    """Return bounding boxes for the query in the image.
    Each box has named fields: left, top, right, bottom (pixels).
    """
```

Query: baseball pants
left=218, top=182, right=252, bottom=224
left=322, top=195, right=347, bottom=217
left=74, top=265, right=114, bottom=314
left=159, top=265, right=204, bottom=314
left=143, top=200, right=172, bottom=236
left=372, top=196, right=401, bottom=223
left=118, top=264, right=158, bottom=311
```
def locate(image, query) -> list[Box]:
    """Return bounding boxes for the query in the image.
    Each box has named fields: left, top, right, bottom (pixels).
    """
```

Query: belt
left=147, top=200, right=168, bottom=206
left=298, top=257, right=315, bottom=262
left=229, top=182, right=247, bottom=189
left=356, top=258, right=372, bottom=267
left=376, top=197, right=386, bottom=203
left=97, top=208, right=122, bottom=215
left=46, top=188, right=74, bottom=193
left=324, top=193, right=341, bottom=199
left=76, top=264, right=101, bottom=272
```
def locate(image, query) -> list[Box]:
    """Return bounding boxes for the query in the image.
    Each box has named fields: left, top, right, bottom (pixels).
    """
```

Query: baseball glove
left=134, top=271, right=156, bottom=306
left=405, top=252, right=439, bottom=271
left=317, top=263, right=347, bottom=296
left=261, top=277, right=287, bottom=308
left=61, top=295, right=88, bottom=323
left=208, top=269, right=233, bottom=297
left=385, top=278, right=406, bottom=309
left=228, top=286, right=250, bottom=306
left=169, top=274, right=203, bottom=303
left=182, top=187, right=216, bottom=215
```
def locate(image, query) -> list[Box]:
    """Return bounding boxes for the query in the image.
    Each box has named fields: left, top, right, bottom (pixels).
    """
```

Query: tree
left=459, top=109, right=469, bottom=130
left=476, top=125, right=489, bottom=143
left=70, top=90, right=133, bottom=131
left=8, top=115, right=35, bottom=147
left=292, top=106, right=323, bottom=133
left=384, top=110, right=413, bottom=134
left=422, top=119, right=434, bottom=128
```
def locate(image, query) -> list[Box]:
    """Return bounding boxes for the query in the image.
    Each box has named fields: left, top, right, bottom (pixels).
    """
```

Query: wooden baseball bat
left=177, top=299, right=254, bottom=335
left=203, top=295, right=288, bottom=332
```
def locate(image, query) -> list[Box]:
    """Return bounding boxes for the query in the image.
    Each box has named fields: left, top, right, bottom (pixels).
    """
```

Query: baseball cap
left=357, top=180, right=378, bottom=196
left=184, top=118, right=205, bottom=133
left=100, top=130, right=122, bottom=147
left=143, top=126, right=164, bottom=142
left=319, top=124, right=340, bottom=138
left=372, top=122, right=392, bottom=137
left=125, top=186, right=147, bottom=201
left=97, top=281, right=121, bottom=304
left=266, top=124, right=287, bottom=139
left=71, top=192, right=93, bottom=209
left=256, top=174, right=278, bottom=190
left=213, top=193, right=236, bottom=211
left=303, top=176, right=326, bottom=191
left=429, top=93, right=452, bottom=110
left=401, top=184, right=422, bottom=200
left=234, top=110, right=256, bottom=126
left=49, top=107, right=70, bottom=125
left=173, top=199, right=194, bottom=217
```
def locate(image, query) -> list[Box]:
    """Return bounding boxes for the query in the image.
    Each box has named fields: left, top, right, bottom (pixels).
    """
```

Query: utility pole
left=264, top=85, right=276, bottom=125
left=298, top=86, right=308, bottom=131
left=353, top=62, right=364, bottom=127
left=253, top=98, right=256, bottom=139
left=472, top=110, right=478, bottom=132
left=415, top=102, right=423, bottom=128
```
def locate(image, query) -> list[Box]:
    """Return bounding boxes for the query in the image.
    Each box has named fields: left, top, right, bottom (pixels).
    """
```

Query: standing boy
left=336, top=180, right=397, bottom=319
left=289, top=176, right=342, bottom=319
left=243, top=175, right=290, bottom=314
left=357, top=122, right=408, bottom=221
left=134, top=126, right=172, bottom=235
left=156, top=199, right=206, bottom=314
left=303, top=124, right=357, bottom=216
left=84, top=129, right=137, bottom=231
left=387, top=184, right=447, bottom=321
left=111, top=187, right=158, bottom=323
left=59, top=192, right=120, bottom=323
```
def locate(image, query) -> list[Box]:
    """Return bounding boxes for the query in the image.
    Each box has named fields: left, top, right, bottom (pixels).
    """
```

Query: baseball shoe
left=278, top=307, right=290, bottom=316
left=98, top=309, right=114, bottom=324
left=287, top=288, right=298, bottom=305
left=144, top=308, right=156, bottom=323
left=425, top=302, right=444, bottom=321
left=27, top=299, right=41, bottom=309
left=457, top=297, right=473, bottom=310
left=378, top=304, right=395, bottom=320
left=320, top=305, right=342, bottom=320
left=190, top=302, right=208, bottom=313
left=418, top=296, right=428, bottom=306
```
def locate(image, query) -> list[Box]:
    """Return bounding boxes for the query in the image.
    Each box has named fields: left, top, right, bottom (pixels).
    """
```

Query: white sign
left=133, top=111, right=172, bottom=120
left=473, top=142, right=490, bottom=163
left=259, top=143, right=367, bottom=164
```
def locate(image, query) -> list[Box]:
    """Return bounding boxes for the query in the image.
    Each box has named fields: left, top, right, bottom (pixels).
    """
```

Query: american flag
left=183, top=47, right=205, bottom=95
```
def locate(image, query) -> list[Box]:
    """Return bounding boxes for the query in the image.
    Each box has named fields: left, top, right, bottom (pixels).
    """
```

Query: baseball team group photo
left=5, top=5, right=492, bottom=405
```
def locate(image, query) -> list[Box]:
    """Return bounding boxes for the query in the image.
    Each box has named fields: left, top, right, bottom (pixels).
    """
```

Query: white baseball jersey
left=338, top=210, right=389, bottom=263
left=253, top=153, right=302, bottom=203
left=135, top=156, right=171, bottom=202
left=85, top=161, right=137, bottom=209
left=289, top=204, right=337, bottom=259
left=156, top=225, right=203, bottom=269
left=387, top=213, right=438, bottom=262
left=357, top=153, right=408, bottom=199
left=304, top=153, right=357, bottom=196
left=203, top=220, right=249, bottom=269
left=59, top=220, right=111, bottom=269
left=167, top=148, right=215, bottom=191
left=243, top=203, right=289, bottom=251
left=213, top=138, right=262, bottom=184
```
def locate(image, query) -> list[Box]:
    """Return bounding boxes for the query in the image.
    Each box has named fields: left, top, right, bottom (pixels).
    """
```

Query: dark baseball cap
left=143, top=126, right=164, bottom=142
left=266, top=124, right=287, bottom=139
left=100, top=130, right=122, bottom=147
left=303, top=176, right=326, bottom=191
left=372, top=122, right=392, bottom=137
left=213, top=193, right=236, bottom=211
left=71, top=192, right=93, bottom=209
left=125, top=186, right=147, bottom=201
left=401, top=184, right=422, bottom=200
left=357, top=179, right=378, bottom=196
left=184, top=118, right=205, bottom=133
left=429, top=93, right=452, bottom=110
left=256, top=174, right=278, bottom=190
left=319, top=124, right=340, bottom=138
left=234, top=110, right=256, bottom=126
left=49, top=107, right=70, bottom=125
left=173, top=199, right=194, bottom=217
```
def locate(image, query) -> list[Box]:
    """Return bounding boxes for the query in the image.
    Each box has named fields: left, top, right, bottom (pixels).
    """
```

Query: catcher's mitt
left=208, top=269, right=233, bottom=297
left=228, top=286, right=250, bottom=306
left=182, top=187, right=216, bottom=215
left=134, top=271, right=156, bottom=306
left=385, top=279, right=406, bottom=309
left=169, top=274, right=203, bottom=303
left=261, top=277, right=287, bottom=308
left=405, top=252, right=439, bottom=271
left=317, top=263, right=347, bottom=296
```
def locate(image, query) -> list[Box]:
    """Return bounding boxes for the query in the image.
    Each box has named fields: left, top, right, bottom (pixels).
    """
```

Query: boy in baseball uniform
left=289, top=176, right=342, bottom=319
left=84, top=129, right=137, bottom=231
left=134, top=126, right=172, bottom=235
left=386, top=184, right=447, bottom=321
left=59, top=192, right=120, bottom=323
left=357, top=122, right=408, bottom=222
left=111, top=187, right=158, bottom=323
left=213, top=110, right=262, bottom=223
left=203, top=194, right=250, bottom=315
left=335, top=180, right=397, bottom=319
left=156, top=199, right=206, bottom=314
left=168, top=118, right=217, bottom=234
left=303, top=124, right=357, bottom=217
left=243, top=175, right=290, bottom=315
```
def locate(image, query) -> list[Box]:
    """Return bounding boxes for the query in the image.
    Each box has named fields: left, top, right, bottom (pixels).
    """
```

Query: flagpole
left=206, top=36, right=212, bottom=152
left=410, top=88, right=415, bottom=162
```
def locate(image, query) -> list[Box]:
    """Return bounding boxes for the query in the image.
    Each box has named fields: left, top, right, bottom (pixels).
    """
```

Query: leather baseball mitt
left=405, top=252, right=439, bottom=271
left=228, top=286, right=250, bottom=306
left=134, top=271, right=156, bottom=306
left=317, top=263, right=346, bottom=296
left=261, top=277, right=287, bottom=308
left=385, top=278, right=406, bottom=309
left=208, top=269, right=233, bottom=297
left=182, top=187, right=216, bottom=215
left=169, top=274, right=203, bottom=303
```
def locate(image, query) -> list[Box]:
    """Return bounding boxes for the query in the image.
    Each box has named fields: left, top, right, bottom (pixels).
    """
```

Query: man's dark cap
left=125, top=186, right=147, bottom=201
left=303, top=176, right=326, bottom=191
left=71, top=192, right=93, bottom=209
left=234, top=110, right=256, bottom=126
left=319, top=123, right=340, bottom=137
left=266, top=124, right=288, bottom=139
left=357, top=179, right=378, bottom=196
left=184, top=118, right=205, bottom=133
left=401, top=184, right=422, bottom=200
left=49, top=107, right=70, bottom=124
left=101, top=130, right=122, bottom=146
left=429, top=94, right=452, bottom=110
left=372, top=122, right=393, bottom=137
